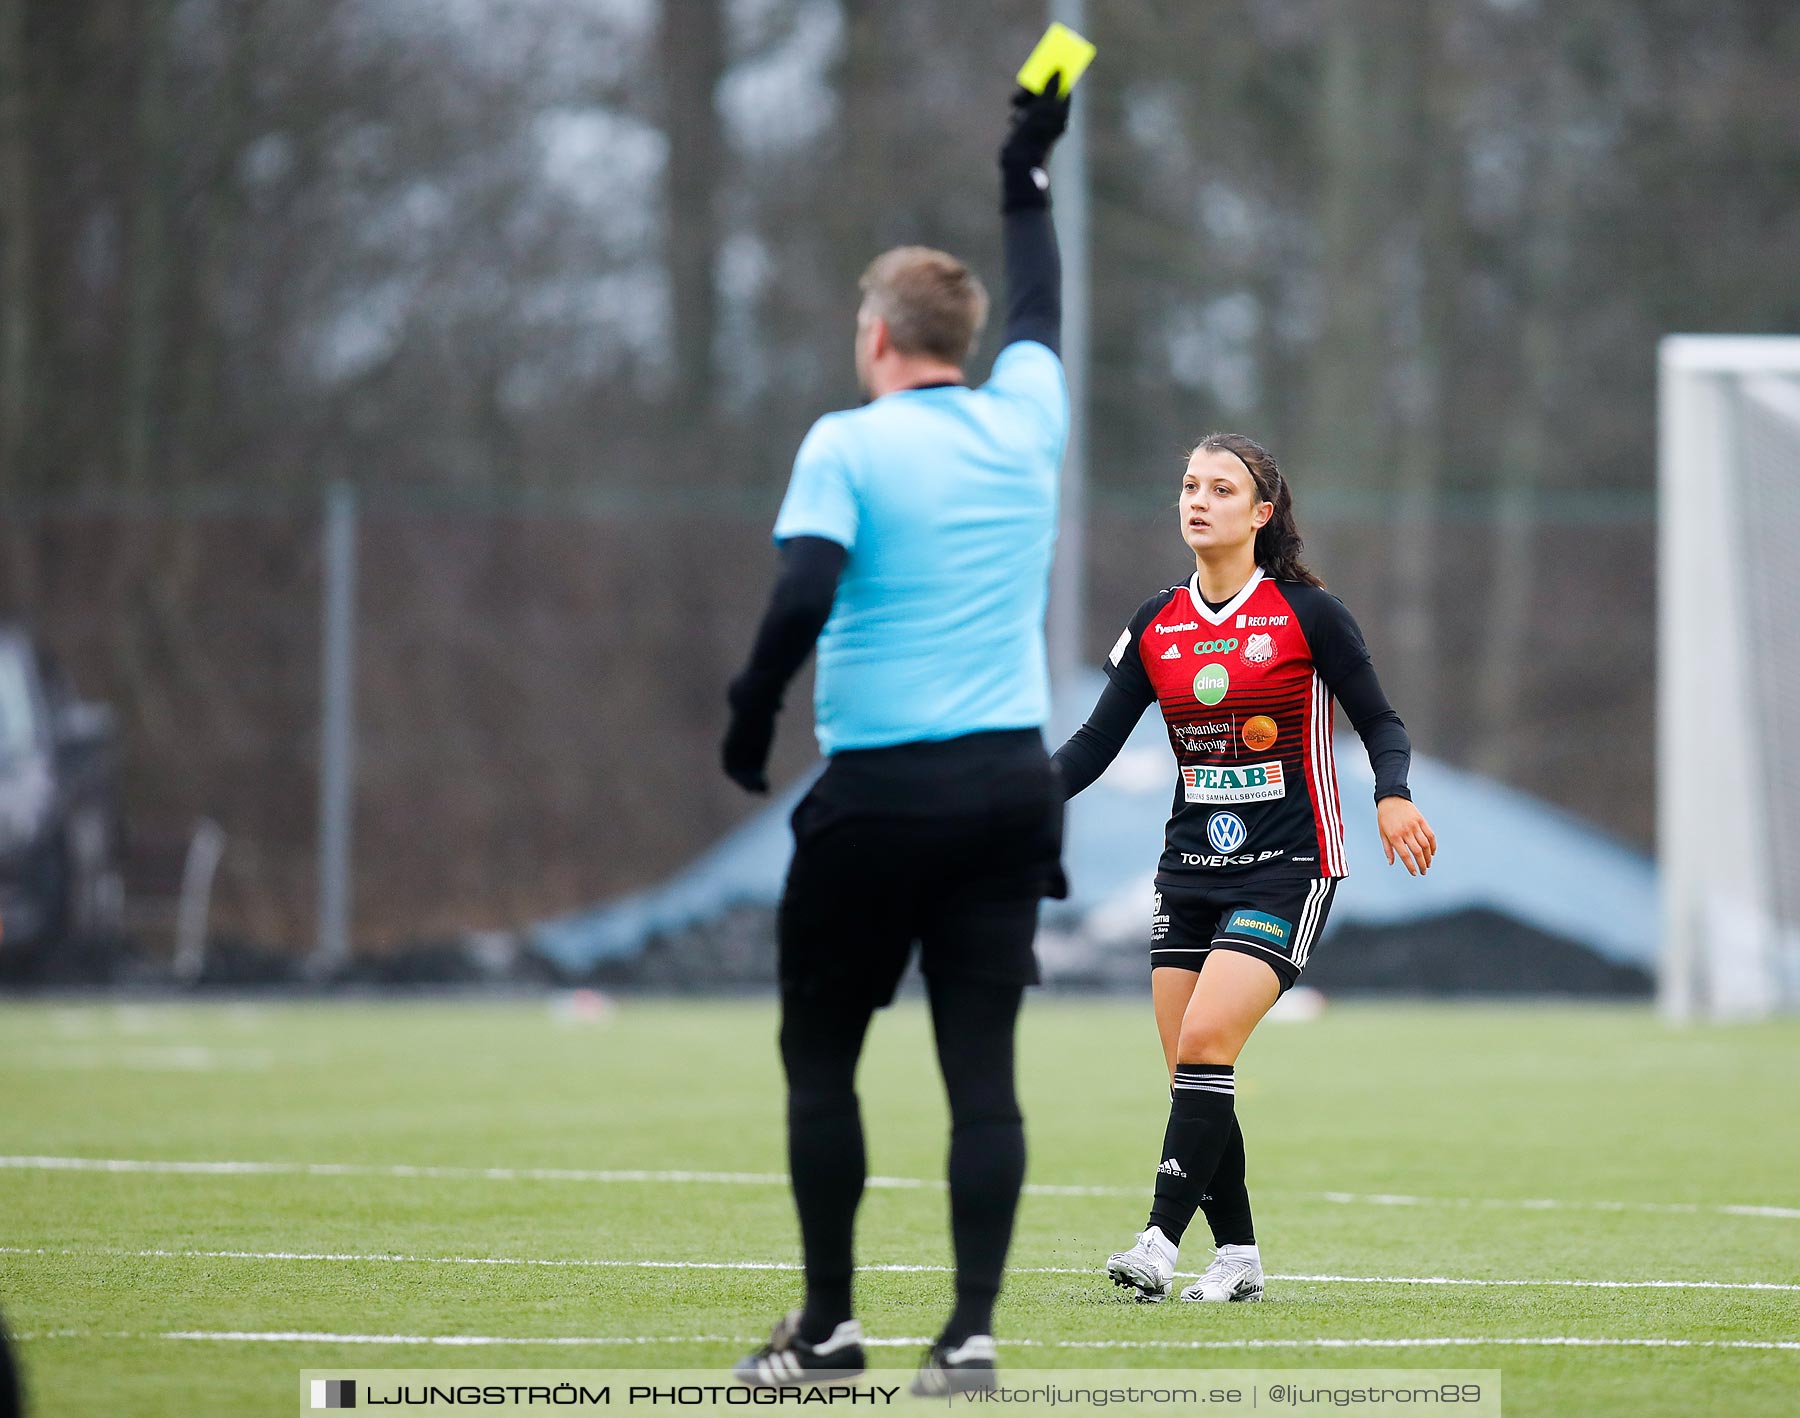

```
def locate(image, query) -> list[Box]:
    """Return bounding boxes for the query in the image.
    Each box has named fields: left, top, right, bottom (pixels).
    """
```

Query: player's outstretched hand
left=1001, top=74, right=1072, bottom=175
left=1378, top=797, right=1437, bottom=876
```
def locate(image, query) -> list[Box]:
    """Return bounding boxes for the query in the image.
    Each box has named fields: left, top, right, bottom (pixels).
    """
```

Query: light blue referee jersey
left=772, top=339, right=1068, bottom=755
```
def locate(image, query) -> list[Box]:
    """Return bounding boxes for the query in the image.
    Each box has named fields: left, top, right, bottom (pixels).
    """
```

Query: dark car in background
left=0, top=627, right=123, bottom=960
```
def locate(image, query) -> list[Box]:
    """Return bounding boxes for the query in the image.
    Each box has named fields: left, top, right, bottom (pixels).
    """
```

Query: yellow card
left=1016, top=22, right=1096, bottom=96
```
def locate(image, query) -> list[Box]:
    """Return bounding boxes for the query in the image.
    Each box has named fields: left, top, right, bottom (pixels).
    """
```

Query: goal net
left=1659, top=336, right=1800, bottom=1019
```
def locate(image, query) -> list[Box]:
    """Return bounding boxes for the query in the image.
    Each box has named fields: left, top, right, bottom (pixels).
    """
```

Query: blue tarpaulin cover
left=532, top=672, right=1654, bottom=973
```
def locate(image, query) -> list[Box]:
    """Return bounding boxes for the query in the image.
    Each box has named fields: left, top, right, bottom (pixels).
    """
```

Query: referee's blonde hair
left=859, top=247, right=989, bottom=366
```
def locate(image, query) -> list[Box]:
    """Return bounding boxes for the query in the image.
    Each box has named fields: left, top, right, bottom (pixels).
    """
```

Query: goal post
left=1658, top=336, right=1800, bottom=1020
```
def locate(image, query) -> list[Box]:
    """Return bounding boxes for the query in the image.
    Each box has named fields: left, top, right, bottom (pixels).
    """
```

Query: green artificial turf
left=1, top=997, right=1797, bottom=1416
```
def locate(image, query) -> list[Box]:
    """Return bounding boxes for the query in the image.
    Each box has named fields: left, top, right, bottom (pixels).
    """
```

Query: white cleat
left=1178, top=1244, right=1264, bottom=1303
left=1106, top=1225, right=1178, bottom=1303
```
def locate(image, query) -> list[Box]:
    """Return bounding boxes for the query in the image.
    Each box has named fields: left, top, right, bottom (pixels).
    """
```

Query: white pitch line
left=20, top=1331, right=1800, bottom=1354
left=1048, top=1337, right=1800, bottom=1353
left=1313, top=1191, right=1800, bottom=1221
left=6, top=1245, right=1798, bottom=1293
left=3, top=1154, right=1796, bottom=1221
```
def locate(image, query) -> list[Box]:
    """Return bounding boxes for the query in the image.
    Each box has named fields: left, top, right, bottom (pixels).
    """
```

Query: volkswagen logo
left=1207, top=811, right=1248, bottom=854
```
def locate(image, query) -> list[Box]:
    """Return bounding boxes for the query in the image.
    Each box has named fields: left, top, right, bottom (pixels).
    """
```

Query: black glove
left=721, top=679, right=775, bottom=794
left=1000, top=75, right=1072, bottom=211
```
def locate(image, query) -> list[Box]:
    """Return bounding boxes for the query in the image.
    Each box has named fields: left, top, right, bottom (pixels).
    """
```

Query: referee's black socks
left=780, top=997, right=872, bottom=1344
left=1147, top=1064, right=1236, bottom=1246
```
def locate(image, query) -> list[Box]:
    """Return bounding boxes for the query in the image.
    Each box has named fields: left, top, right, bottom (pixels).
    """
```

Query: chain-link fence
left=0, top=489, right=1653, bottom=967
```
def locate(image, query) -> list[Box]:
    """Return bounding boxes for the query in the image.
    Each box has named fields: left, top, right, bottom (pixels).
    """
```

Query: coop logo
left=1241, top=632, right=1276, bottom=665
left=1192, top=663, right=1230, bottom=706
left=1182, top=760, right=1286, bottom=803
left=1223, top=909, right=1292, bottom=946
left=310, top=1379, right=357, bottom=1409
left=1192, top=637, right=1239, bottom=655
left=1154, top=620, right=1200, bottom=634
left=1207, top=812, right=1248, bottom=854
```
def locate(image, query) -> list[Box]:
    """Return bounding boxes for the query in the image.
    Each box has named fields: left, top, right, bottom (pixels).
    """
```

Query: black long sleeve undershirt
left=1050, top=662, right=1413, bottom=804
left=1332, top=660, right=1413, bottom=803
left=1002, top=206, right=1061, bottom=355
left=726, top=536, right=847, bottom=721
left=1051, top=676, right=1149, bottom=799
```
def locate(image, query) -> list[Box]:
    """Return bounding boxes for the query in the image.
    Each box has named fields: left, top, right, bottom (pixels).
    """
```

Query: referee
left=722, top=81, right=1075, bottom=1396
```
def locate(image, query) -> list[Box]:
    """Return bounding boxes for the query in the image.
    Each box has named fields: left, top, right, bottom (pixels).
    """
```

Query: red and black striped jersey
left=1104, top=570, right=1373, bottom=884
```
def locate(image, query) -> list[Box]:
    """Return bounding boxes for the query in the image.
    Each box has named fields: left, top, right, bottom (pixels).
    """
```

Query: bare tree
left=659, top=0, right=727, bottom=425
left=1301, top=0, right=1414, bottom=498
left=1474, top=67, right=1580, bottom=783
left=1386, top=0, right=1462, bottom=753
left=0, top=0, right=32, bottom=490
left=122, top=0, right=176, bottom=488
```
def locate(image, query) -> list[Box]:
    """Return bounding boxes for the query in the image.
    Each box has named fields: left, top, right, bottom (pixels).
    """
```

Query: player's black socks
left=1147, top=1064, right=1236, bottom=1246
left=780, top=992, right=875, bottom=1343
left=1199, top=1114, right=1256, bottom=1247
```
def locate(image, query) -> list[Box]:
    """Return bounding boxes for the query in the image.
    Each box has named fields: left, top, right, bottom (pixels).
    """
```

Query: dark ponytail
left=1190, top=432, right=1324, bottom=588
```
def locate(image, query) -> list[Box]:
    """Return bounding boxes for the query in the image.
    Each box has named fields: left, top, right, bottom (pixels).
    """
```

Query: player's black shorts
left=1149, top=875, right=1339, bottom=992
left=779, top=735, right=1065, bottom=1009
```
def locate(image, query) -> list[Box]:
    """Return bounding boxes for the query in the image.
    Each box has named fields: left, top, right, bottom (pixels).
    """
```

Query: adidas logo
left=1157, top=1158, right=1187, bottom=1178
left=1160, top=645, right=1180, bottom=660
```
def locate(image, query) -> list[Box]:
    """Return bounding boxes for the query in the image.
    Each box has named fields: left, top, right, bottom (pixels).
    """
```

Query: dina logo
left=311, top=1380, right=357, bottom=1409
left=1207, top=812, right=1248, bottom=854
left=1192, top=663, right=1230, bottom=706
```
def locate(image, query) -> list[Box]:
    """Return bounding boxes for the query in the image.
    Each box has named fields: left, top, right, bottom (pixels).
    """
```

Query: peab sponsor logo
left=1192, top=663, right=1230, bottom=706
left=1181, top=760, right=1286, bottom=804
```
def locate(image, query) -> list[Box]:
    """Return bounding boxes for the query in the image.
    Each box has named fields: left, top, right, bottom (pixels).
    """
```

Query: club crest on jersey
left=1206, top=812, right=1248, bottom=853
left=1241, top=632, right=1276, bottom=665
left=1181, top=760, right=1286, bottom=804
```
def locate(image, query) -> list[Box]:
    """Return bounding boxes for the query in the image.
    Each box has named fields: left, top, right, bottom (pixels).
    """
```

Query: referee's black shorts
left=779, top=730, right=1066, bottom=1008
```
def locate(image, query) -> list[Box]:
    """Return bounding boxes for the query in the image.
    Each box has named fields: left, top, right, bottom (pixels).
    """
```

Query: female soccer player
left=1052, top=432, right=1437, bottom=1305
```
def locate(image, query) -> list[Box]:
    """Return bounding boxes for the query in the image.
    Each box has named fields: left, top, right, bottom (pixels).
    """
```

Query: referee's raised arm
left=998, top=77, right=1070, bottom=355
